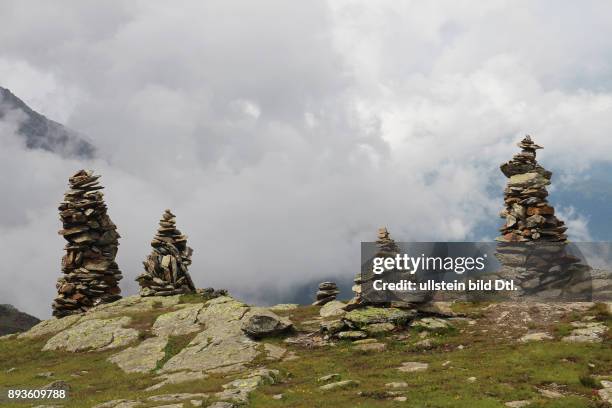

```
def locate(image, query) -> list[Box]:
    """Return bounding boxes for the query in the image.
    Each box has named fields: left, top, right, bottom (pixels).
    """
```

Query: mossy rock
left=343, top=307, right=416, bottom=329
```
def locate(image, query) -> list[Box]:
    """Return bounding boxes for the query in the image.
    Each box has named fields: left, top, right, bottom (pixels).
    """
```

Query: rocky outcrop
left=53, top=170, right=122, bottom=317
left=241, top=308, right=293, bottom=338
left=0, top=304, right=40, bottom=335
left=136, top=210, right=196, bottom=296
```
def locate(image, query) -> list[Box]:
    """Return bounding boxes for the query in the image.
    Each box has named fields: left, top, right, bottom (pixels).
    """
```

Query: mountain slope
left=0, top=86, right=95, bottom=158
left=0, top=304, right=40, bottom=335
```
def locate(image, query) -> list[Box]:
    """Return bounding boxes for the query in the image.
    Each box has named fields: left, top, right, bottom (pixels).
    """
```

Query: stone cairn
left=53, top=170, right=122, bottom=318
left=313, top=282, right=339, bottom=306
left=347, top=227, right=400, bottom=309
left=136, top=209, right=196, bottom=296
left=495, top=135, right=592, bottom=299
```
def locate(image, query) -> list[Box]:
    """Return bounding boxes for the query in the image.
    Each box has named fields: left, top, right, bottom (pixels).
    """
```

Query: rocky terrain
left=0, top=294, right=610, bottom=407
left=0, top=86, right=94, bottom=158
left=0, top=304, right=40, bottom=336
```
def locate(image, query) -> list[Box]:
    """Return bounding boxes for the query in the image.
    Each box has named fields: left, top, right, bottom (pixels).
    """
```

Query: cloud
left=1, top=0, right=611, bottom=317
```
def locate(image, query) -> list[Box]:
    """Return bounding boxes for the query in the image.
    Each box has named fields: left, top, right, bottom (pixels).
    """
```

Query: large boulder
left=241, top=308, right=293, bottom=338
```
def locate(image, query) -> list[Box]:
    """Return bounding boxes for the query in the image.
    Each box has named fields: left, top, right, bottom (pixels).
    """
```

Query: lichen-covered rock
left=397, top=361, right=429, bottom=372
left=562, top=322, right=607, bottom=343
left=43, top=317, right=138, bottom=352
left=108, top=336, right=168, bottom=373
left=336, top=330, right=367, bottom=340
left=19, top=314, right=81, bottom=339
left=160, top=297, right=259, bottom=373
left=146, top=371, right=208, bottom=392
left=241, top=308, right=292, bottom=338
left=81, top=295, right=181, bottom=321
left=269, top=303, right=299, bottom=312
left=344, top=307, right=416, bottom=328
left=215, top=369, right=279, bottom=404
left=320, top=319, right=347, bottom=335
left=319, top=300, right=347, bottom=318
left=319, top=380, right=360, bottom=391
left=152, top=304, right=204, bottom=336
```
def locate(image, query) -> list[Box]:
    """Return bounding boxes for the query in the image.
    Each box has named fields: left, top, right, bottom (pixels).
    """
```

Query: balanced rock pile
left=136, top=210, right=196, bottom=296
left=53, top=170, right=122, bottom=318
left=497, top=135, right=567, bottom=243
left=313, top=282, right=339, bottom=306
left=347, top=227, right=400, bottom=309
left=495, top=136, right=592, bottom=299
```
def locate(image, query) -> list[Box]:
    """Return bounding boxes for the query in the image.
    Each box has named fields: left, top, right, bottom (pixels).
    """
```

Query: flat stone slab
left=215, top=368, right=279, bottom=404
left=344, top=307, right=416, bottom=328
left=520, top=332, right=553, bottom=342
left=355, top=342, right=386, bottom=352
left=152, top=304, right=204, bottom=336
left=263, top=343, right=286, bottom=360
left=410, top=317, right=453, bottom=330
left=146, top=371, right=208, bottom=392
left=43, top=317, right=139, bottom=352
left=269, top=304, right=299, bottom=312
left=109, top=336, right=168, bottom=373
left=81, top=296, right=181, bottom=321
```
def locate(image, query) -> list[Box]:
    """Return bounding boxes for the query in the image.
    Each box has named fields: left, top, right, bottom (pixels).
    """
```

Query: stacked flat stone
left=53, top=170, right=122, bottom=318
left=136, top=210, right=195, bottom=296
left=313, top=282, right=339, bottom=306
left=497, top=135, right=567, bottom=242
left=348, top=227, right=399, bottom=309
left=495, top=136, right=592, bottom=299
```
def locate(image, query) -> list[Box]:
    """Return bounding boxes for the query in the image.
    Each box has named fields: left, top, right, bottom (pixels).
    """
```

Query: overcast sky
left=1, top=0, right=612, bottom=318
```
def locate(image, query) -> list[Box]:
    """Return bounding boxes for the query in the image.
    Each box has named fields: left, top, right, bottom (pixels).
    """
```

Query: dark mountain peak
left=0, top=86, right=95, bottom=158
left=0, top=304, right=40, bottom=335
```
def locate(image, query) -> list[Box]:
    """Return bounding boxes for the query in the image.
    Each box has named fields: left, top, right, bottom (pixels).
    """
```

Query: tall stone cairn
left=347, top=227, right=399, bottom=309
left=53, top=170, right=122, bottom=318
left=495, top=136, right=593, bottom=299
left=497, top=135, right=567, bottom=242
left=136, top=209, right=196, bottom=296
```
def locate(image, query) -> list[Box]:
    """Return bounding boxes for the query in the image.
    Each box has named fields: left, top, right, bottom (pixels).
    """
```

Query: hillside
left=0, top=294, right=610, bottom=407
left=0, top=86, right=94, bottom=158
left=0, top=304, right=40, bottom=336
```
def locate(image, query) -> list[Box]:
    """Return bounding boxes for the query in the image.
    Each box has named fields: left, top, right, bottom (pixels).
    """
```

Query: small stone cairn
left=313, top=282, right=339, bottom=306
left=136, top=209, right=196, bottom=296
left=53, top=170, right=122, bottom=318
left=347, top=227, right=399, bottom=309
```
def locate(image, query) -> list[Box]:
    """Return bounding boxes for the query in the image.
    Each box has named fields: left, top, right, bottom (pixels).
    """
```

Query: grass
left=0, top=301, right=609, bottom=407
left=154, top=333, right=197, bottom=370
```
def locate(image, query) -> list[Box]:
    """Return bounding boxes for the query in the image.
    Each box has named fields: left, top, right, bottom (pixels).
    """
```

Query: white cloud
left=0, top=0, right=611, bottom=317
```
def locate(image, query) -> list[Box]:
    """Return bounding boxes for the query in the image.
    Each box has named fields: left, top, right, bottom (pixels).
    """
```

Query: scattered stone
left=215, top=368, right=279, bottom=404
left=562, top=322, right=607, bottom=343
left=320, top=319, right=347, bottom=335
left=136, top=210, right=195, bottom=296
left=269, top=304, right=299, bottom=312
left=398, top=362, right=428, bottom=373
left=109, top=336, right=168, bottom=373
left=394, top=396, right=408, bottom=402
left=241, top=308, right=292, bottom=338
left=318, top=373, right=341, bottom=383
left=319, top=380, right=360, bottom=391
left=272, top=394, right=283, bottom=400
left=43, top=380, right=71, bottom=392
left=410, top=317, right=452, bottom=330
left=319, top=300, right=347, bottom=318
left=520, top=332, right=552, bottom=342
left=385, top=382, right=408, bottom=389
left=336, top=330, right=367, bottom=340
left=35, top=372, right=55, bottom=378
left=353, top=338, right=378, bottom=345
left=313, top=281, right=340, bottom=306
left=537, top=388, right=563, bottom=399
left=43, top=316, right=138, bottom=352
left=53, top=170, right=122, bottom=317
left=355, top=342, right=386, bottom=352
left=415, top=302, right=456, bottom=317
left=6, top=367, right=16, bottom=373
left=504, top=401, right=531, bottom=408
left=208, top=403, right=234, bottom=408
left=263, top=343, right=287, bottom=360
left=599, top=380, right=612, bottom=404
left=467, top=376, right=477, bottom=383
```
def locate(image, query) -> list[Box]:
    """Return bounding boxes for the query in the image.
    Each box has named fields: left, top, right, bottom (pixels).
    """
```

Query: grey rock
left=43, top=317, right=138, bottom=352
left=241, top=308, right=292, bottom=338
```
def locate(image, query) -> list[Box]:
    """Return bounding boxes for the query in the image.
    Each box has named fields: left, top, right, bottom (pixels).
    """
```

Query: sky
left=1, top=0, right=612, bottom=318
